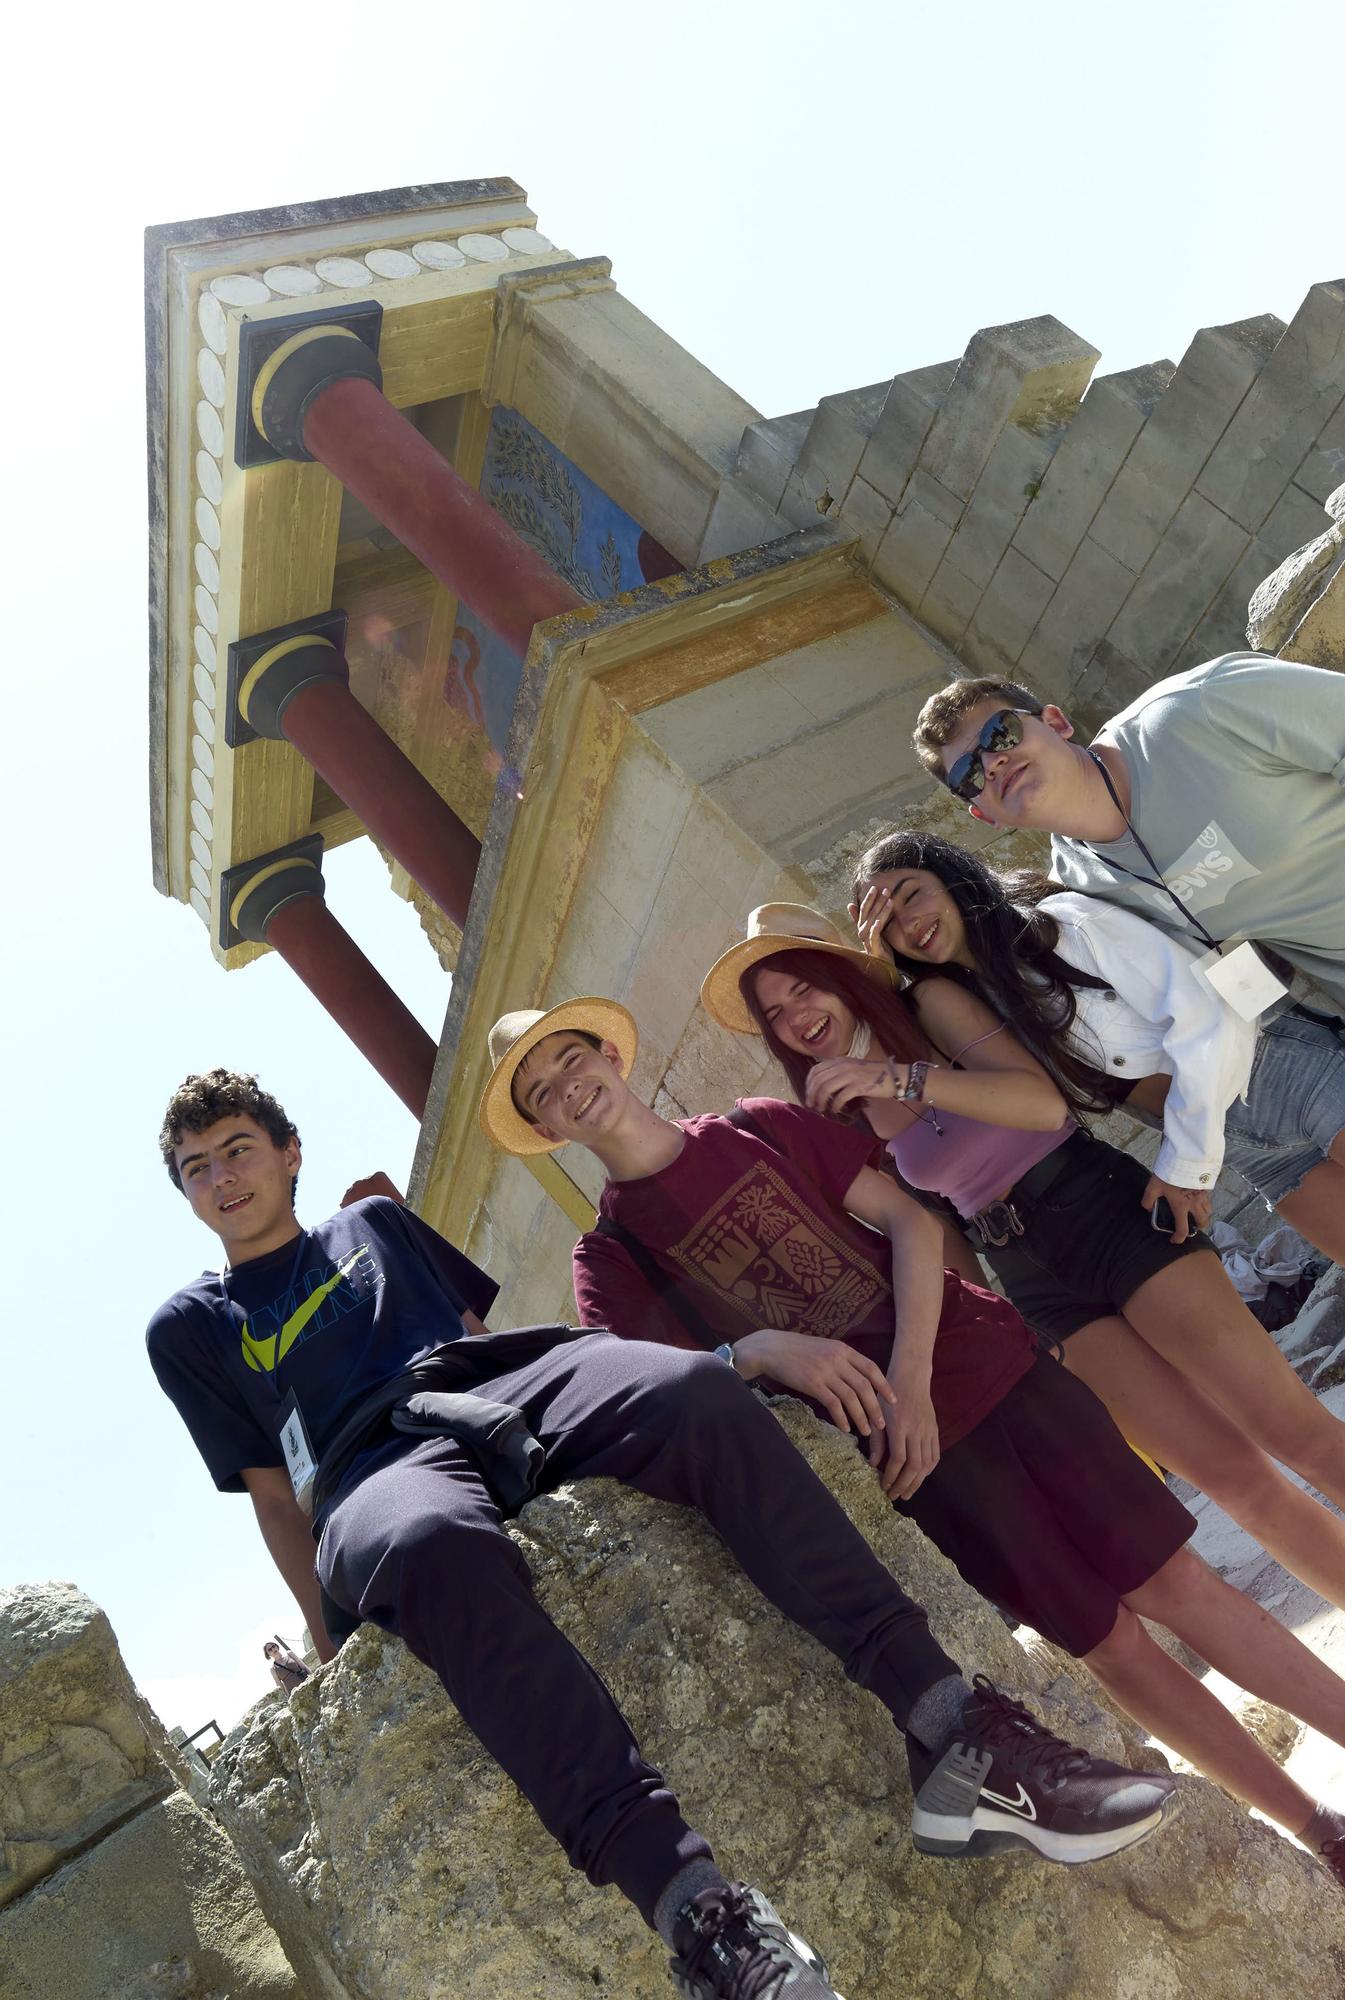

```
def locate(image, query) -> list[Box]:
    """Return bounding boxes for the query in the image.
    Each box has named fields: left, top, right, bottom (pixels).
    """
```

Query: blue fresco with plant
left=442, top=409, right=676, bottom=761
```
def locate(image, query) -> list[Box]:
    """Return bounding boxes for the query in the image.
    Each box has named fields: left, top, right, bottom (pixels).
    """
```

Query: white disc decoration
left=210, top=273, right=271, bottom=306
left=501, top=227, right=554, bottom=254
left=193, top=625, right=216, bottom=675
left=315, top=256, right=374, bottom=289
left=190, top=856, right=212, bottom=898
left=264, top=263, right=323, bottom=296
left=190, top=829, right=212, bottom=870
left=192, top=698, right=215, bottom=745
left=457, top=233, right=510, bottom=262
left=191, top=734, right=215, bottom=781
left=195, top=497, right=221, bottom=552
left=196, top=400, right=225, bottom=457
left=196, top=450, right=222, bottom=505
left=190, top=799, right=213, bottom=841
left=190, top=888, right=211, bottom=923
left=194, top=584, right=219, bottom=635
left=365, top=247, right=419, bottom=279
left=194, top=542, right=220, bottom=593
left=193, top=662, right=215, bottom=709
left=190, top=765, right=214, bottom=810
left=196, top=349, right=226, bottom=408
left=411, top=240, right=466, bottom=270
left=197, top=290, right=230, bottom=354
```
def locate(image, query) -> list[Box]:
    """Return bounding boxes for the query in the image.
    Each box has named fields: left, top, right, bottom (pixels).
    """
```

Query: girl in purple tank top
left=700, top=903, right=1345, bottom=1632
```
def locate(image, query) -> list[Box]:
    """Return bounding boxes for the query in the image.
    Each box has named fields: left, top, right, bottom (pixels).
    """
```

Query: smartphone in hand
left=1150, top=1197, right=1177, bottom=1234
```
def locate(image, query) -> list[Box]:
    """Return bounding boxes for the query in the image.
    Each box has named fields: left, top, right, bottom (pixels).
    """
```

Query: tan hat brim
left=700, top=934, right=899, bottom=1036
left=479, top=997, right=639, bottom=1156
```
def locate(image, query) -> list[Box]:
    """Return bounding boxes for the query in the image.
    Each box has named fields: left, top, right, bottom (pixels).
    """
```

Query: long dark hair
left=852, top=830, right=1131, bottom=1117
left=740, top=947, right=933, bottom=1105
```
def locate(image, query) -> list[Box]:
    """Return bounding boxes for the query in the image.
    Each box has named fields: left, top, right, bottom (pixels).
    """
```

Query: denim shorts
left=1223, top=1007, right=1345, bottom=1206
left=982, top=1132, right=1210, bottom=1343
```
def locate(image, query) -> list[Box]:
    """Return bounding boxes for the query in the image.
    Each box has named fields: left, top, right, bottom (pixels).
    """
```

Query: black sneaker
left=1321, top=1835, right=1345, bottom=1891
left=908, top=1675, right=1180, bottom=1865
left=669, top=1882, right=845, bottom=1998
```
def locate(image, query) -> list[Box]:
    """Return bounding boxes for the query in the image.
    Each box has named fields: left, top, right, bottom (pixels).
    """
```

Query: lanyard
left=220, top=1228, right=310, bottom=1394
left=1084, top=753, right=1223, bottom=955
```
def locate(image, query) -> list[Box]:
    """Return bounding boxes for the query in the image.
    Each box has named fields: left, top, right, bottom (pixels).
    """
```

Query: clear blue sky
left=3, top=0, right=1340, bottom=1731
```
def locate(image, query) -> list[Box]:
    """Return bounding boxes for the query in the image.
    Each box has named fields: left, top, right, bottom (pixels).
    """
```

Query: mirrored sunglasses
left=944, top=709, right=1027, bottom=802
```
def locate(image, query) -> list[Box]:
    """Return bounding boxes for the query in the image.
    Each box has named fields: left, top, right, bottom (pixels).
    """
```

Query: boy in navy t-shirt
left=150, top=1067, right=1176, bottom=1996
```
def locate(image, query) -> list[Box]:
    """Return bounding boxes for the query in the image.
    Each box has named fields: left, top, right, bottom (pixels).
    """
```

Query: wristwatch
left=714, top=1341, right=740, bottom=1374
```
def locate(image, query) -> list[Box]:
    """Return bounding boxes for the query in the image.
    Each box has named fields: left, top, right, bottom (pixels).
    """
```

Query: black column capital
left=225, top=609, right=349, bottom=747
left=218, top=835, right=325, bottom=951
left=235, top=300, right=382, bottom=469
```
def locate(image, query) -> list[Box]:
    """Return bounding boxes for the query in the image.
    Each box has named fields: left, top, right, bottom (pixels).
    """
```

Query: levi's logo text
left=1139, top=821, right=1259, bottom=915
left=239, top=1243, right=376, bottom=1375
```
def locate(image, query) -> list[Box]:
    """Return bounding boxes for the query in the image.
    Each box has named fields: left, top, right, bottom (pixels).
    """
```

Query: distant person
left=147, top=1067, right=1172, bottom=1996
left=264, top=1635, right=309, bottom=1696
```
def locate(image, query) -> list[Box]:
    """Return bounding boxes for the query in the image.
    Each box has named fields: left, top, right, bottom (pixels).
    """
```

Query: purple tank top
left=887, top=1107, right=1075, bottom=1219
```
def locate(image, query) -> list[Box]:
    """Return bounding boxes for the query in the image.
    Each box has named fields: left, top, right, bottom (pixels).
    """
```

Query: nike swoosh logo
left=980, top=1781, right=1037, bottom=1822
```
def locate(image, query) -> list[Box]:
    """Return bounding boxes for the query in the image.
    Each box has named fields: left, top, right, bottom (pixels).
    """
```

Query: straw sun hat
left=700, top=903, right=900, bottom=1037
left=479, top=998, right=639, bottom=1157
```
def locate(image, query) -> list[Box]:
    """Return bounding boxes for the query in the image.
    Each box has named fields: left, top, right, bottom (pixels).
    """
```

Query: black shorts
left=984, top=1131, right=1212, bottom=1342
left=899, top=1352, right=1195, bottom=1657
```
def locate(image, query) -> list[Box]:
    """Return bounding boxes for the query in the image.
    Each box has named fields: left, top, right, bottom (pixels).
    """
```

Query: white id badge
left=277, top=1390, right=318, bottom=1518
left=1193, top=941, right=1290, bottom=1021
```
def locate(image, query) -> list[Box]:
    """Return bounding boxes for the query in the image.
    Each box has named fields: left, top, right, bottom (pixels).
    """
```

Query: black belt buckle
left=973, top=1199, right=1025, bottom=1249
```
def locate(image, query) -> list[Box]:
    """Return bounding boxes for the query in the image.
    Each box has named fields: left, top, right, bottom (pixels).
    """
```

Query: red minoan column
left=236, top=633, right=481, bottom=930
left=250, top=329, right=585, bottom=656
left=227, top=851, right=436, bottom=1117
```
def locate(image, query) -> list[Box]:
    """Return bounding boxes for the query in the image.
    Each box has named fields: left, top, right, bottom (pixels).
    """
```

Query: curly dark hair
left=159, top=1069, right=301, bottom=1195
left=740, top=947, right=933, bottom=1108
left=912, top=675, right=1045, bottom=776
left=852, top=830, right=1132, bottom=1118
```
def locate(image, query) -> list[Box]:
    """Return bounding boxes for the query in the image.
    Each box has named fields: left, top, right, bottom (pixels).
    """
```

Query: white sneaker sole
left=912, top=1785, right=1179, bottom=1864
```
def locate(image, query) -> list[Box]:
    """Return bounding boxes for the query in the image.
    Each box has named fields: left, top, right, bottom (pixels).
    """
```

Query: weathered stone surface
left=736, top=409, right=811, bottom=509
left=1011, top=360, right=1174, bottom=583
left=1196, top=281, right=1345, bottom=533
left=920, top=317, right=1099, bottom=505
left=0, top=1790, right=304, bottom=2000
left=857, top=358, right=959, bottom=507
left=0, top=1583, right=173, bottom=1907
left=1089, top=317, right=1281, bottom=576
left=1246, top=481, right=1345, bottom=661
left=782, top=382, right=889, bottom=525
left=210, top=1406, right=1343, bottom=2000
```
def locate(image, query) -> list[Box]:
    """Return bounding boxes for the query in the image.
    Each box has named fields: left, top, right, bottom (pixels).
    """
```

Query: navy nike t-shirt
left=147, top=1197, right=498, bottom=1493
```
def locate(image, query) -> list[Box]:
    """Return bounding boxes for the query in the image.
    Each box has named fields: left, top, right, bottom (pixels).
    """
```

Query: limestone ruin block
left=0, top=1788, right=304, bottom=2000
left=1247, top=480, right=1345, bottom=662
left=0, top=1580, right=173, bottom=1906
left=209, top=1404, right=1345, bottom=2000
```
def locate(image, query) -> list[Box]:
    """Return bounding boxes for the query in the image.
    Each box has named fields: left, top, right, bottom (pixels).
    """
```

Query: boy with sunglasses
left=904, top=658, right=1345, bottom=1247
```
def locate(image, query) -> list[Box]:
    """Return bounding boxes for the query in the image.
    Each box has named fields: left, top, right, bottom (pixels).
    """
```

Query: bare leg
left=1063, top=1314, right=1345, bottom=1608
left=1128, top=1549, right=1345, bottom=1753
left=1083, top=1602, right=1316, bottom=1834
left=1123, top=1249, right=1345, bottom=1508
left=1276, top=1145, right=1345, bottom=1269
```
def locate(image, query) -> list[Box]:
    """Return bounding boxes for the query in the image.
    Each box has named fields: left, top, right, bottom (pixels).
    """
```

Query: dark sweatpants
left=317, top=1330, right=957, bottom=1924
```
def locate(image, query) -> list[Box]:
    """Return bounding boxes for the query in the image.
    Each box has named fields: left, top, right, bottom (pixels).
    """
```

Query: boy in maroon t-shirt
left=481, top=998, right=1345, bottom=1897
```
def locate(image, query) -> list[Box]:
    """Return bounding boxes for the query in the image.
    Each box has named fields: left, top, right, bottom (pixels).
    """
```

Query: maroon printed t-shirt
left=571, top=1097, right=1035, bottom=1451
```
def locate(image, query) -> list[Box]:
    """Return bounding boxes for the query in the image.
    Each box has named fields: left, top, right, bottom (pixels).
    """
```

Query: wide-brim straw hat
left=700, top=903, right=900, bottom=1036
left=479, top=998, right=639, bottom=1156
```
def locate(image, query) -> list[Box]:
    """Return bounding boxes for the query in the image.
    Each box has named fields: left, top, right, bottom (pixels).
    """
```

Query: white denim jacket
left=1039, top=892, right=1257, bottom=1189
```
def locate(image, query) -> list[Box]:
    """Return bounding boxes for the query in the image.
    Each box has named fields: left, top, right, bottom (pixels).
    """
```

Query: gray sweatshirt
left=1050, top=653, right=1345, bottom=1008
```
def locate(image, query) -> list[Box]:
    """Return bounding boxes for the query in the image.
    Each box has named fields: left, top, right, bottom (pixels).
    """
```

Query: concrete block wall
left=705, top=281, right=1345, bottom=733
